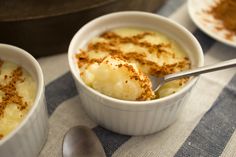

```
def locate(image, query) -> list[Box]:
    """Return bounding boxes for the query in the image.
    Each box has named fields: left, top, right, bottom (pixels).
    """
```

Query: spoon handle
left=165, top=58, right=236, bottom=82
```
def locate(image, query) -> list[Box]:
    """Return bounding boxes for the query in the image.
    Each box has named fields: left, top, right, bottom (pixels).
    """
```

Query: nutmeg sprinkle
left=0, top=62, right=27, bottom=117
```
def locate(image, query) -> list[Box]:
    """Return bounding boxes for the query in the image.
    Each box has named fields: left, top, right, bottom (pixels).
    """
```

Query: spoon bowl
left=63, top=126, right=106, bottom=157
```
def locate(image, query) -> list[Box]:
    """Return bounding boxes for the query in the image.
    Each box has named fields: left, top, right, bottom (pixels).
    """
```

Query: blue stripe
left=174, top=74, right=236, bottom=157
left=93, top=126, right=130, bottom=157
left=192, top=29, right=215, bottom=53
left=45, top=72, right=77, bottom=115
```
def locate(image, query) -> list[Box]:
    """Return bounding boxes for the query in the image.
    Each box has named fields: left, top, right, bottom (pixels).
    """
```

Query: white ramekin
left=68, top=11, right=204, bottom=135
left=0, top=44, right=48, bottom=157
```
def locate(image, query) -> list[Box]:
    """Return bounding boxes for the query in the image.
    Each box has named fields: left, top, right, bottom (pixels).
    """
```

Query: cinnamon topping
left=0, top=66, right=27, bottom=117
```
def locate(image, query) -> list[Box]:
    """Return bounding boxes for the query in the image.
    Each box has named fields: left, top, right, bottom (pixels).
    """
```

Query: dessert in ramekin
left=68, top=11, right=204, bottom=135
left=0, top=44, right=48, bottom=157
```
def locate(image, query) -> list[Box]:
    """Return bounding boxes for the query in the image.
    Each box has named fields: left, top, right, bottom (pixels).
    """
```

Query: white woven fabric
left=38, top=0, right=236, bottom=156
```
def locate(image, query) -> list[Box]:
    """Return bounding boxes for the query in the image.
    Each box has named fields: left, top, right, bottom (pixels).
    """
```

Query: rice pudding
left=0, top=59, right=36, bottom=139
left=75, top=27, right=190, bottom=101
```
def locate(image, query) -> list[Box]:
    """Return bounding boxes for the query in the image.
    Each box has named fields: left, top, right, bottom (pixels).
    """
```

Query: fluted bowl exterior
left=68, top=11, right=204, bottom=135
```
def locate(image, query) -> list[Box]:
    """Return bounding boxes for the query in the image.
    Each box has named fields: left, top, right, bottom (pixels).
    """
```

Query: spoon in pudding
left=63, top=125, right=106, bottom=157
left=151, top=58, right=236, bottom=93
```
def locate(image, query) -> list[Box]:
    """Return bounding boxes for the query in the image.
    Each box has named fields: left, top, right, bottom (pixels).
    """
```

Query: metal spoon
left=152, top=58, right=236, bottom=93
left=63, top=126, right=106, bottom=157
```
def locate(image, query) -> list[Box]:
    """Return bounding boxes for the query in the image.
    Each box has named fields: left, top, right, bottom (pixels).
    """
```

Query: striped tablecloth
left=38, top=0, right=236, bottom=156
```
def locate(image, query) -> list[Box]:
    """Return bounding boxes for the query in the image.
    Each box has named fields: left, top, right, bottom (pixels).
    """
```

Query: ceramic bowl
left=0, top=44, right=48, bottom=157
left=68, top=11, right=204, bottom=135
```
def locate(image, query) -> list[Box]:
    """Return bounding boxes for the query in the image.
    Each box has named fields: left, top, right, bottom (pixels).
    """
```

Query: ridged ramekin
left=68, top=11, right=204, bottom=135
left=0, top=44, right=48, bottom=157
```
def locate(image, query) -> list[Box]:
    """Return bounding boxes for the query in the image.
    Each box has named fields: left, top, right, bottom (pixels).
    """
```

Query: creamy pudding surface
left=75, top=27, right=191, bottom=101
left=0, top=59, right=36, bottom=139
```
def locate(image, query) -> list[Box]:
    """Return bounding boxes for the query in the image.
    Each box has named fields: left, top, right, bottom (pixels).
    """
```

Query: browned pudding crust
left=0, top=61, right=27, bottom=117
left=76, top=30, right=190, bottom=100
left=209, top=0, right=236, bottom=38
left=0, top=134, right=3, bottom=140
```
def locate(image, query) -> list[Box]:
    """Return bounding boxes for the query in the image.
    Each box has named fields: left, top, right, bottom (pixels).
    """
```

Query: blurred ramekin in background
left=0, top=44, right=48, bottom=157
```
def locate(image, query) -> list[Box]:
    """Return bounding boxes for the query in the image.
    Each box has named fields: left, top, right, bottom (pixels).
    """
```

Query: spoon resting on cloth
left=152, top=58, right=236, bottom=93
left=63, top=126, right=106, bottom=157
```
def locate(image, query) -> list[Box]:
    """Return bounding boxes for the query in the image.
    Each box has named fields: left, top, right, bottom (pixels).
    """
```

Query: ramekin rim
left=68, top=11, right=204, bottom=107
